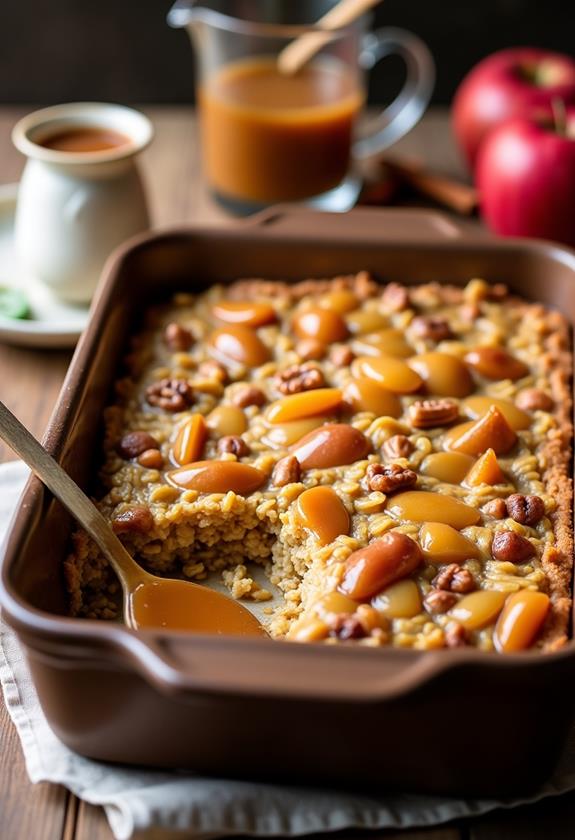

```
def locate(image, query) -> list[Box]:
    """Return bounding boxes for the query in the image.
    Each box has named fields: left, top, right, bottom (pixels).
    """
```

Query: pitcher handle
left=353, top=27, right=435, bottom=159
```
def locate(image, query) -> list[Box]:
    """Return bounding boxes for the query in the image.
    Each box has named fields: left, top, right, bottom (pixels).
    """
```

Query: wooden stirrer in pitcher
left=278, top=0, right=383, bottom=76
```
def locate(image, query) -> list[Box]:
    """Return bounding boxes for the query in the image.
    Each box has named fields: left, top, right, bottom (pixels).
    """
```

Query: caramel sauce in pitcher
left=199, top=57, right=363, bottom=203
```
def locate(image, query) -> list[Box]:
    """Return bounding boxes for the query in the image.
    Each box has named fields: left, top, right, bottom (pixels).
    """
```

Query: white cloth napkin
left=2, top=459, right=575, bottom=840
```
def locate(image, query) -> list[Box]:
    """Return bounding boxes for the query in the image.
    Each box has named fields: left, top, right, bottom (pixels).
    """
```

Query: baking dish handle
left=244, top=205, right=488, bottom=244
left=114, top=630, right=456, bottom=702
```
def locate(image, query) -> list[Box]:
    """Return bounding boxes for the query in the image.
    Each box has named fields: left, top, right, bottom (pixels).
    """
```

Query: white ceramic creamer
left=12, top=102, right=153, bottom=304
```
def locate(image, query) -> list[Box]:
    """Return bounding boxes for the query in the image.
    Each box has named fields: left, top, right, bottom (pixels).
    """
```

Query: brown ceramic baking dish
left=2, top=207, right=575, bottom=797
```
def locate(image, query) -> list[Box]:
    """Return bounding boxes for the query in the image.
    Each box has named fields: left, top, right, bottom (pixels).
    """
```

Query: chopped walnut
left=408, top=399, right=459, bottom=429
left=481, top=498, right=507, bottom=519
left=198, top=359, right=228, bottom=384
left=146, top=378, right=194, bottom=412
left=382, top=435, right=414, bottom=459
left=366, top=462, right=417, bottom=494
left=516, top=388, right=553, bottom=412
left=112, top=506, right=154, bottom=534
left=330, top=345, right=355, bottom=366
left=218, top=435, right=250, bottom=457
left=410, top=316, right=453, bottom=342
left=272, top=455, right=301, bottom=487
left=432, top=564, right=476, bottom=593
left=164, top=322, right=193, bottom=352
left=232, top=385, right=266, bottom=408
left=327, top=613, right=368, bottom=641
left=295, top=339, right=326, bottom=361
left=381, top=282, right=409, bottom=312
left=506, top=494, right=545, bottom=526
left=117, top=431, right=160, bottom=459
left=424, top=589, right=457, bottom=614
left=275, top=362, right=326, bottom=395
left=137, top=449, right=164, bottom=469
left=491, top=530, right=535, bottom=564
left=444, top=622, right=468, bottom=648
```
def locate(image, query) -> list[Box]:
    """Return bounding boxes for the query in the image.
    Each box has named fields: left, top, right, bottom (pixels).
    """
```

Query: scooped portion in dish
left=64, top=272, right=573, bottom=653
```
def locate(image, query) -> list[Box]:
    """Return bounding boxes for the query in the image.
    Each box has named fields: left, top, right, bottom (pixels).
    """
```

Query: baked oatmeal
left=64, top=273, right=573, bottom=653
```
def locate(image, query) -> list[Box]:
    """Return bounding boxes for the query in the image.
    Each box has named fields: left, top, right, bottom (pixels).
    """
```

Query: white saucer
left=0, top=183, right=90, bottom=348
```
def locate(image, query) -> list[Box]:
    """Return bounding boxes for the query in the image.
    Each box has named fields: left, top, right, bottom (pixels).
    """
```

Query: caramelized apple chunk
left=463, top=448, right=506, bottom=487
left=290, top=424, right=370, bottom=469
left=464, top=347, right=529, bottom=381
left=409, top=352, right=474, bottom=398
left=338, top=533, right=423, bottom=600
left=444, top=406, right=517, bottom=456
left=387, top=491, right=481, bottom=529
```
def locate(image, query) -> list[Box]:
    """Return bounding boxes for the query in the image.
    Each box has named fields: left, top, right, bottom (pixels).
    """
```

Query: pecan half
left=491, top=530, right=535, bottom=564
left=481, top=498, right=507, bottom=519
left=327, top=613, right=368, bottom=641
left=146, top=378, right=194, bottom=412
left=366, top=462, right=417, bottom=494
left=272, top=455, right=301, bottom=487
left=275, top=362, right=326, bottom=395
left=164, top=322, right=193, bottom=352
left=444, top=622, right=468, bottom=648
left=112, top=506, right=154, bottom=534
left=382, top=434, right=414, bottom=459
left=432, top=563, right=475, bottom=593
left=198, top=359, right=228, bottom=384
left=424, top=589, right=457, bottom=614
left=408, top=399, right=459, bottom=429
left=218, top=435, right=250, bottom=457
left=232, top=385, right=266, bottom=408
left=411, top=316, right=453, bottom=342
left=506, top=494, right=545, bottom=526
left=515, top=388, right=553, bottom=412
left=381, top=282, right=409, bottom=313
left=117, top=431, right=159, bottom=459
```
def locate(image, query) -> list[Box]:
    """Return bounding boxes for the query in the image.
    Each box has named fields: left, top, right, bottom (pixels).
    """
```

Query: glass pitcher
left=168, top=1, right=435, bottom=214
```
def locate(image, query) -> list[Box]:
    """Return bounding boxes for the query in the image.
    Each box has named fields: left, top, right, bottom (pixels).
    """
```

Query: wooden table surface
left=0, top=106, right=573, bottom=839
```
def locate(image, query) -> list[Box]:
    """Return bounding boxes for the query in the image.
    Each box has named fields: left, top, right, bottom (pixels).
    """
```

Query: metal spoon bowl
left=0, top=399, right=267, bottom=637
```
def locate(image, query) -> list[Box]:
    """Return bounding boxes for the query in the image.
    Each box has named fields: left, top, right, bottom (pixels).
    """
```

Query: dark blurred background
left=2, top=0, right=574, bottom=105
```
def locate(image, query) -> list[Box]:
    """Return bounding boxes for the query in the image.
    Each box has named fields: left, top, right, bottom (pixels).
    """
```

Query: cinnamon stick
left=383, top=158, right=479, bottom=215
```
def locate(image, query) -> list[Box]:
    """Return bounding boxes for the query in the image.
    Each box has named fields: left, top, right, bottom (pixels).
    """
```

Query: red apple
left=452, top=48, right=575, bottom=169
left=476, top=106, right=575, bottom=246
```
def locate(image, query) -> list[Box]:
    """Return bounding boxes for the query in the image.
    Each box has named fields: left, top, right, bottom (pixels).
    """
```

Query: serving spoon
left=0, top=399, right=267, bottom=637
left=278, top=0, right=383, bottom=76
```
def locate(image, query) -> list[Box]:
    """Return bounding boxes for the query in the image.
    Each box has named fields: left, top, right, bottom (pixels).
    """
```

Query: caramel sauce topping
left=208, top=324, right=270, bottom=367
left=297, top=486, right=350, bottom=545
left=267, top=388, right=342, bottom=424
left=290, top=424, right=370, bottom=469
left=168, top=460, right=266, bottom=494
left=212, top=300, right=277, bottom=327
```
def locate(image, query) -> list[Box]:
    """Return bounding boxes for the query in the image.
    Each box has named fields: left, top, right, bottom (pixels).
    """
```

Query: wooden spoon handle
left=0, top=399, right=138, bottom=587
left=278, top=0, right=382, bottom=76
